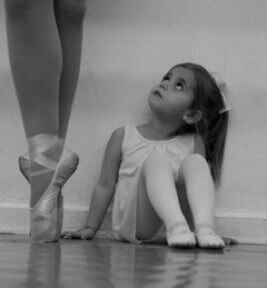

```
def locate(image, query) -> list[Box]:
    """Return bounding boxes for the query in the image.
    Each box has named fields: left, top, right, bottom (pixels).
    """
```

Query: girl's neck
left=140, top=117, right=185, bottom=140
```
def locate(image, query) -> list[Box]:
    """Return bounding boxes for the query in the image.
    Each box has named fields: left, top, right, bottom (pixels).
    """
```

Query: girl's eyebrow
left=162, top=72, right=171, bottom=79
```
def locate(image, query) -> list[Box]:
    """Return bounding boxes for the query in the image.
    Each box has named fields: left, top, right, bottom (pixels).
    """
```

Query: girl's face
left=148, top=67, right=196, bottom=121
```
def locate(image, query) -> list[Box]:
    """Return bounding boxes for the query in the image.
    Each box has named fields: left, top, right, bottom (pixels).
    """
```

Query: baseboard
left=215, top=209, right=267, bottom=245
left=0, top=202, right=267, bottom=245
left=0, top=202, right=111, bottom=234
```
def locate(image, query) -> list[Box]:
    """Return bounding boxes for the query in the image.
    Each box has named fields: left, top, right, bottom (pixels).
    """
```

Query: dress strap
left=120, top=125, right=132, bottom=152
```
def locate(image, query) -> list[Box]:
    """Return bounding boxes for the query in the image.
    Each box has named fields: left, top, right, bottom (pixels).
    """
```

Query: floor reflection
left=1, top=236, right=267, bottom=288
left=108, top=244, right=199, bottom=288
left=25, top=242, right=61, bottom=288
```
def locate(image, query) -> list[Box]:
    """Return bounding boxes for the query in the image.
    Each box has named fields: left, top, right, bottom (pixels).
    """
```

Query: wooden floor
left=0, top=234, right=266, bottom=288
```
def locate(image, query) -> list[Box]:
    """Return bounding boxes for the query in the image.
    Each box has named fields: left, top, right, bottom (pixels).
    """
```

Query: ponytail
left=205, top=111, right=229, bottom=188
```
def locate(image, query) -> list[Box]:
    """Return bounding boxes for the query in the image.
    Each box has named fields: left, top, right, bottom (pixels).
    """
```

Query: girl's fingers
left=62, top=229, right=94, bottom=240
left=81, top=230, right=94, bottom=239
left=61, top=231, right=71, bottom=238
left=62, top=230, right=82, bottom=239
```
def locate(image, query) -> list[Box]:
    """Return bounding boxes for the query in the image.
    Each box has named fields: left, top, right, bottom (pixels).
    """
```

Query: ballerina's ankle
left=27, top=133, right=59, bottom=157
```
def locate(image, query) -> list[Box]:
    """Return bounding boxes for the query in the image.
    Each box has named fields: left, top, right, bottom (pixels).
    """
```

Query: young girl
left=63, top=62, right=230, bottom=249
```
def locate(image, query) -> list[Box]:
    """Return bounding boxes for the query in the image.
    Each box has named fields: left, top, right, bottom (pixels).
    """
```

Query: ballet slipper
left=196, top=225, right=225, bottom=249
left=167, top=222, right=196, bottom=248
left=19, top=148, right=79, bottom=240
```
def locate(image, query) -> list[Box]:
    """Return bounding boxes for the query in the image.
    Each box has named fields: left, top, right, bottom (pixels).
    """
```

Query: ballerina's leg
left=5, top=0, right=64, bottom=241
left=54, top=0, right=86, bottom=140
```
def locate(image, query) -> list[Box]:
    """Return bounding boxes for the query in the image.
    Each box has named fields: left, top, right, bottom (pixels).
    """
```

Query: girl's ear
left=182, top=109, right=202, bottom=124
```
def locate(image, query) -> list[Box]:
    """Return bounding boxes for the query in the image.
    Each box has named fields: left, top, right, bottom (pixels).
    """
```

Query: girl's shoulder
left=110, top=125, right=136, bottom=150
left=105, top=126, right=126, bottom=153
left=110, top=126, right=125, bottom=143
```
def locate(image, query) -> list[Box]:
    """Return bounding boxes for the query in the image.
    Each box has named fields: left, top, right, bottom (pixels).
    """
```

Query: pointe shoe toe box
left=53, top=151, right=79, bottom=188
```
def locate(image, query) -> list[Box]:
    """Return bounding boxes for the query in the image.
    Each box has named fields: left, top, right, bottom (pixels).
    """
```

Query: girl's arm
left=63, top=127, right=124, bottom=239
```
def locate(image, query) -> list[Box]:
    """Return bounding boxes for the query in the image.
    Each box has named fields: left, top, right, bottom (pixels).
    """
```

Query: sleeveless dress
left=112, top=125, right=196, bottom=243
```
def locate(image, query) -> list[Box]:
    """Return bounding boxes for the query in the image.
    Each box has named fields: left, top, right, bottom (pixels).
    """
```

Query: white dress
left=112, top=125, right=196, bottom=243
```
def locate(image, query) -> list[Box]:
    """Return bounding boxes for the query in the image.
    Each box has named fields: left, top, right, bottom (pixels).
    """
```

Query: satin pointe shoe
left=52, top=148, right=79, bottom=239
left=19, top=153, right=65, bottom=237
left=18, top=152, right=31, bottom=184
left=20, top=147, right=79, bottom=242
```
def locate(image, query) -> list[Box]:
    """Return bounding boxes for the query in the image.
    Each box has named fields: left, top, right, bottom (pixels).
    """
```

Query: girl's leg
left=54, top=0, right=86, bottom=140
left=5, top=0, right=63, bottom=208
left=178, top=153, right=225, bottom=248
left=136, top=151, right=196, bottom=247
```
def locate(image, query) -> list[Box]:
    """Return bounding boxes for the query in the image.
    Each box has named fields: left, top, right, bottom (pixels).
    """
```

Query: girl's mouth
left=153, top=89, right=163, bottom=100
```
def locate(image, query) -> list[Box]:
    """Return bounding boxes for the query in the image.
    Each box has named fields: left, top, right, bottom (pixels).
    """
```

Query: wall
left=1, top=0, right=267, bottom=243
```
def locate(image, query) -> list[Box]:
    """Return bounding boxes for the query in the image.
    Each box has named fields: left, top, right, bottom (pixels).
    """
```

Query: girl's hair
left=167, top=62, right=229, bottom=187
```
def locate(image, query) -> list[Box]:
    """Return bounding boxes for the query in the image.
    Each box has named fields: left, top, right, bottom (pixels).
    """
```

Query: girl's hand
left=62, top=226, right=96, bottom=240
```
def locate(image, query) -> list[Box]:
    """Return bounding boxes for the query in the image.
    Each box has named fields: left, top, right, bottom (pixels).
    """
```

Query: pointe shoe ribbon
left=19, top=148, right=79, bottom=188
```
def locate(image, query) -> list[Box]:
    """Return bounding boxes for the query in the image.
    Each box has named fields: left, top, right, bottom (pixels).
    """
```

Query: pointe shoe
left=30, top=148, right=79, bottom=242
left=19, top=152, right=64, bottom=238
left=19, top=148, right=79, bottom=242
left=18, top=152, right=30, bottom=184
left=167, top=222, right=196, bottom=248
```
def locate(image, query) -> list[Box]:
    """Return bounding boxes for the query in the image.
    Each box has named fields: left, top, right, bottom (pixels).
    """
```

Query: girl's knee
left=178, top=154, right=212, bottom=189
left=56, top=0, right=86, bottom=22
left=180, top=153, right=209, bottom=174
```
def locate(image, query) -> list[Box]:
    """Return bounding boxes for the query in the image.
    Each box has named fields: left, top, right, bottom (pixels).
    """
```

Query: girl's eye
left=176, top=81, right=184, bottom=91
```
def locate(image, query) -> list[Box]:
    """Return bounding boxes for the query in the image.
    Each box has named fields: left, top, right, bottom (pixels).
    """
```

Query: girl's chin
left=148, top=101, right=163, bottom=116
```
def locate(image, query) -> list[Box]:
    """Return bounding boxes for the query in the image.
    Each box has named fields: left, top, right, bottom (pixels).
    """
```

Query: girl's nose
left=160, top=81, right=168, bottom=90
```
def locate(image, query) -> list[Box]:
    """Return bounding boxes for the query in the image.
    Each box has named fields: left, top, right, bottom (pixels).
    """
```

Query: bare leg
left=178, top=154, right=225, bottom=248
left=54, top=0, right=86, bottom=140
left=136, top=151, right=196, bottom=247
left=5, top=0, right=62, bottom=137
left=5, top=0, right=63, bottom=207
